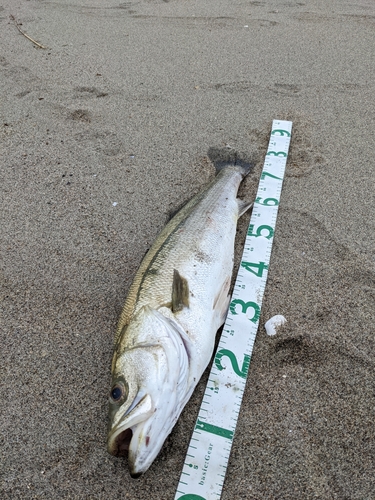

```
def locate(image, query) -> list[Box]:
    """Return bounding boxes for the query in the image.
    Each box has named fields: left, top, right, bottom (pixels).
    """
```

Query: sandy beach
left=1, top=0, right=375, bottom=498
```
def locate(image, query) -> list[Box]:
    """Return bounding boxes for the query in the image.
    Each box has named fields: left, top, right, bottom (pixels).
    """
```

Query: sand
left=1, top=0, right=375, bottom=498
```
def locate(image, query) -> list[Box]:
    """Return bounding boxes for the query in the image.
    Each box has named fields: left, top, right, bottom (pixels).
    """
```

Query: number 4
left=241, top=261, right=268, bottom=277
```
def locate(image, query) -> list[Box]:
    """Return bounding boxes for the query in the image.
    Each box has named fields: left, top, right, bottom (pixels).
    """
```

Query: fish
left=107, top=160, right=253, bottom=477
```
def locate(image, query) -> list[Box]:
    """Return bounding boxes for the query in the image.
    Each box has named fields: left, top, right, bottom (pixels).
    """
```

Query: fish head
left=107, top=305, right=191, bottom=477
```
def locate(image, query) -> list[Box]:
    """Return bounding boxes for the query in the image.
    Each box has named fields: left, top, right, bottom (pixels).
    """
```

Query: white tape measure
left=174, top=120, right=292, bottom=500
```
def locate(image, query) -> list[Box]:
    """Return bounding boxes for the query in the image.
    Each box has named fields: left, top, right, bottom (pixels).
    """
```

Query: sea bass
left=108, top=161, right=253, bottom=477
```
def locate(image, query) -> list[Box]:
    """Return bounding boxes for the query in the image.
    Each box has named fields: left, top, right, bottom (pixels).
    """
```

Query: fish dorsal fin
left=172, top=269, right=189, bottom=312
left=237, top=199, right=253, bottom=217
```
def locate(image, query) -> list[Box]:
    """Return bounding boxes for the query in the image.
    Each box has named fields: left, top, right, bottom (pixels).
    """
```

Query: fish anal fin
left=213, top=277, right=231, bottom=325
left=172, top=269, right=189, bottom=313
left=237, top=199, right=253, bottom=217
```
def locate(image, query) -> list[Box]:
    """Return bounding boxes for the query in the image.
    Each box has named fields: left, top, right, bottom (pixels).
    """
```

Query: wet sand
left=1, top=0, right=375, bottom=498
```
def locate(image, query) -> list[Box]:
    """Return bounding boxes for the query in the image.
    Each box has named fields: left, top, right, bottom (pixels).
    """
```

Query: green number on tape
left=261, top=171, right=282, bottom=180
left=229, top=299, right=260, bottom=323
left=266, top=151, right=287, bottom=157
left=241, top=261, right=268, bottom=277
left=215, top=349, right=250, bottom=379
left=271, top=129, right=291, bottom=137
left=255, top=197, right=279, bottom=206
left=178, top=495, right=207, bottom=500
left=247, top=224, right=274, bottom=239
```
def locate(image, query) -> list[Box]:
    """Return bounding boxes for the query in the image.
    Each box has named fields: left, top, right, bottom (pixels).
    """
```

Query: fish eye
left=111, top=386, right=122, bottom=400
left=110, top=382, right=127, bottom=404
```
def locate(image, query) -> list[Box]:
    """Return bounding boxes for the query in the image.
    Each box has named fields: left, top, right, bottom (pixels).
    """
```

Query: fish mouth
left=108, top=426, right=143, bottom=478
left=111, top=428, right=133, bottom=456
left=108, top=393, right=153, bottom=457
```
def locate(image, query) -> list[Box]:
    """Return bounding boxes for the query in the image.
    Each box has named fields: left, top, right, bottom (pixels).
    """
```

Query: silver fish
left=107, top=161, right=252, bottom=477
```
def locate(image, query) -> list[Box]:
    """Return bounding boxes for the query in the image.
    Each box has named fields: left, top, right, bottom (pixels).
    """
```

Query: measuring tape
left=174, top=120, right=292, bottom=500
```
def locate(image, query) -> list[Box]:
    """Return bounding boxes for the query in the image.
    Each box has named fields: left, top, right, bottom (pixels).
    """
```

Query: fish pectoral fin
left=213, top=277, right=231, bottom=325
left=237, top=199, right=253, bottom=217
left=172, top=269, right=190, bottom=313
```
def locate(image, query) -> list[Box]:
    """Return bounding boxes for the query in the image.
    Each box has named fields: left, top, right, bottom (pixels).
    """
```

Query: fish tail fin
left=232, top=157, right=253, bottom=178
left=207, top=147, right=254, bottom=178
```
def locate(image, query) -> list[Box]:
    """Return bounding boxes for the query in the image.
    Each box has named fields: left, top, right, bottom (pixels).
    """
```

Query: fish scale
left=174, top=120, right=292, bottom=500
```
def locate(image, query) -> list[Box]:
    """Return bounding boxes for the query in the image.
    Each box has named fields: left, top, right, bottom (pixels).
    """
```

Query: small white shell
left=265, top=315, right=287, bottom=336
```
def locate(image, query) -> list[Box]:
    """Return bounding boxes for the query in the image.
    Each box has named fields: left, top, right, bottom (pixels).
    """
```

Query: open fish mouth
left=107, top=424, right=132, bottom=456
left=108, top=426, right=143, bottom=478
left=111, top=428, right=133, bottom=456
left=108, top=392, right=154, bottom=456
